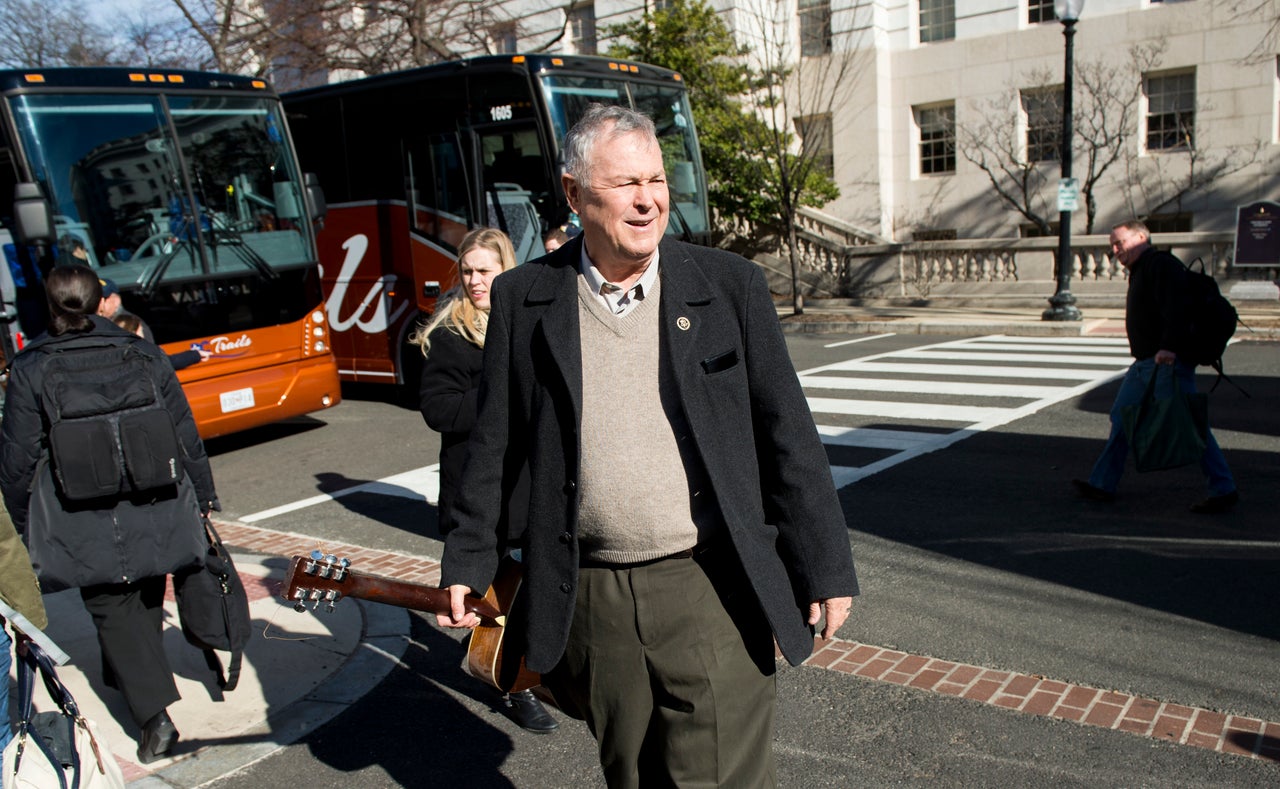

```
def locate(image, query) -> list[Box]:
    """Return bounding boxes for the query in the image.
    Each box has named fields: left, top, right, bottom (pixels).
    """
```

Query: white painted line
left=823, top=333, right=896, bottom=348
left=902, top=350, right=1136, bottom=366
left=965, top=335, right=1131, bottom=346
left=953, top=341, right=1133, bottom=354
left=816, top=425, right=941, bottom=450
left=801, top=375, right=1067, bottom=399
left=241, top=465, right=440, bottom=523
left=825, top=361, right=1122, bottom=380
left=806, top=397, right=1012, bottom=423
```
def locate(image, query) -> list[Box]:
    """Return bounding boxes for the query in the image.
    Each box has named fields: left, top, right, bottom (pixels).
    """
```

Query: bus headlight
left=314, top=341, right=326, bottom=352
left=312, top=310, right=325, bottom=324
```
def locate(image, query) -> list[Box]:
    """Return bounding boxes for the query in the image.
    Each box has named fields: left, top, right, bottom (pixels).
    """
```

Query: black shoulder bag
left=172, top=517, right=252, bottom=692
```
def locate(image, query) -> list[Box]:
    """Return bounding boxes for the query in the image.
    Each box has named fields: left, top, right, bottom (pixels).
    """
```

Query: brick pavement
left=218, top=520, right=1280, bottom=766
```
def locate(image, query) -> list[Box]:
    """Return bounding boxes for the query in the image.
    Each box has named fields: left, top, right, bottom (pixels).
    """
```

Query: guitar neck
left=286, top=557, right=504, bottom=624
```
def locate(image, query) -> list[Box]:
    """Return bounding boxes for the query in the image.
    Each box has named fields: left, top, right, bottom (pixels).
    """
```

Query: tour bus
left=0, top=67, right=341, bottom=438
left=283, top=54, right=710, bottom=388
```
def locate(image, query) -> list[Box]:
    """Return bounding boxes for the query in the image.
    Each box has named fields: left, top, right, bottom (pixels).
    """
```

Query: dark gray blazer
left=441, top=236, right=858, bottom=673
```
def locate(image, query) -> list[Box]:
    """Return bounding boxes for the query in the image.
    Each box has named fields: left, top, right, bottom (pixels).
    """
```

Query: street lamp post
left=1043, top=0, right=1085, bottom=322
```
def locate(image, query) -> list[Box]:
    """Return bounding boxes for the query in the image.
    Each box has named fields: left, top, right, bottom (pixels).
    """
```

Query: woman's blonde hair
left=410, top=227, right=518, bottom=354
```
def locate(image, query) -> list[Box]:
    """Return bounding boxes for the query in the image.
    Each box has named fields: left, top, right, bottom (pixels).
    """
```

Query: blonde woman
left=413, top=227, right=557, bottom=733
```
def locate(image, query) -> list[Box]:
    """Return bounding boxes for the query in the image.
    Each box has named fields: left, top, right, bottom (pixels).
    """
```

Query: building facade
left=412, top=0, right=1280, bottom=242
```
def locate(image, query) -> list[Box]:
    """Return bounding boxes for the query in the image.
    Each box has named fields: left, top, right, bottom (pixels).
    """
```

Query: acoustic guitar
left=282, top=551, right=539, bottom=692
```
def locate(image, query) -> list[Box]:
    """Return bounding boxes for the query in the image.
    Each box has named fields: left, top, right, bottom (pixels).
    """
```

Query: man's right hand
left=435, top=584, right=480, bottom=629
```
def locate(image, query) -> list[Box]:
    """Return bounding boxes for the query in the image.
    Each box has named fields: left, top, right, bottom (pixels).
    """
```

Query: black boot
left=502, top=689, right=558, bottom=733
left=137, top=709, right=179, bottom=764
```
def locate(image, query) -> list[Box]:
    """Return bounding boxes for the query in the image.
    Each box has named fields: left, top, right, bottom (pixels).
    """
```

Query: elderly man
left=437, top=104, right=857, bottom=786
left=1073, top=220, right=1238, bottom=513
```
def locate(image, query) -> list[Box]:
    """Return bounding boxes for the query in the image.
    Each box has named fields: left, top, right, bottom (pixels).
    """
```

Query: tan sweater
left=575, top=275, right=715, bottom=563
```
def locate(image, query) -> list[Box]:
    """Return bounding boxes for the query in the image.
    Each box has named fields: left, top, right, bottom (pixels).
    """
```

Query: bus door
left=404, top=132, right=472, bottom=314
left=470, top=121, right=556, bottom=262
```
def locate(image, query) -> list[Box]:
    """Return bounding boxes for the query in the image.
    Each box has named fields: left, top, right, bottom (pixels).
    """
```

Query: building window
left=1144, top=213, right=1192, bottom=233
left=1028, top=0, right=1056, bottom=24
left=1019, top=221, right=1060, bottom=238
left=1145, top=70, right=1195, bottom=151
left=569, top=4, right=597, bottom=55
left=795, top=114, right=835, bottom=177
left=493, top=23, right=518, bottom=54
left=799, top=0, right=832, bottom=57
left=919, top=0, right=955, bottom=43
left=916, top=103, right=955, bottom=175
left=1021, top=88, right=1061, bottom=163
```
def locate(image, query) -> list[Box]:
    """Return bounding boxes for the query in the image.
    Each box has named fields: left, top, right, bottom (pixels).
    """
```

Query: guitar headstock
left=283, top=551, right=352, bottom=613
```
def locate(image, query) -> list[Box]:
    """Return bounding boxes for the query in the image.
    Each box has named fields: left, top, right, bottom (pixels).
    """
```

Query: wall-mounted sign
left=1233, top=201, right=1280, bottom=267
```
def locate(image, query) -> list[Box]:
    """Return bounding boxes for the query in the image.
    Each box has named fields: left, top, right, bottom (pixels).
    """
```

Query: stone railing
left=775, top=228, right=1250, bottom=299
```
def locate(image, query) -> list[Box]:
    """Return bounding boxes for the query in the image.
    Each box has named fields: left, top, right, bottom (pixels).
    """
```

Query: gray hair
left=562, top=103, right=658, bottom=184
left=1112, top=219, right=1150, bottom=239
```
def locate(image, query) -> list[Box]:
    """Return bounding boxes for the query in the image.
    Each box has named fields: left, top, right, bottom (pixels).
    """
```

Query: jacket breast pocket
left=700, top=349, right=739, bottom=375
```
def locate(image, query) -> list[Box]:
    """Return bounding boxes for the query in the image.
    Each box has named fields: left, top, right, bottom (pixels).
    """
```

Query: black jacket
left=1125, top=246, right=1188, bottom=361
left=0, top=316, right=217, bottom=591
left=419, top=324, right=528, bottom=542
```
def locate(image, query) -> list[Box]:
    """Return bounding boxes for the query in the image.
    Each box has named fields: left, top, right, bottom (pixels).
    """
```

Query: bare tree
left=0, top=0, right=115, bottom=67
left=735, top=0, right=867, bottom=314
left=1228, top=0, right=1280, bottom=64
left=958, top=43, right=1164, bottom=236
left=1120, top=128, right=1262, bottom=223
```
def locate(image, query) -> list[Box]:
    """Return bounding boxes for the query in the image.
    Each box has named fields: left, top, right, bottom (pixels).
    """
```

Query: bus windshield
left=539, top=74, right=708, bottom=237
left=10, top=92, right=317, bottom=340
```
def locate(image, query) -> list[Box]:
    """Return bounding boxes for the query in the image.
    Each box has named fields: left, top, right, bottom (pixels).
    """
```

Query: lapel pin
left=676, top=316, right=691, bottom=331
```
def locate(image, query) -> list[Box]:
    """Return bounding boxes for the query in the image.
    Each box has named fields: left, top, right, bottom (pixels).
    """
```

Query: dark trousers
left=548, top=546, right=777, bottom=788
left=79, top=575, right=180, bottom=728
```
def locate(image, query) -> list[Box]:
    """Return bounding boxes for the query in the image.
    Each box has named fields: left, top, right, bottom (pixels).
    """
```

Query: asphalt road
left=202, top=334, right=1279, bottom=787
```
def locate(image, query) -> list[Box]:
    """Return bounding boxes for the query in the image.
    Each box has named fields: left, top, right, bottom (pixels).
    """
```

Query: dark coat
left=440, top=236, right=858, bottom=673
left=419, top=323, right=528, bottom=542
left=1125, top=246, right=1189, bottom=361
left=0, top=316, right=217, bottom=591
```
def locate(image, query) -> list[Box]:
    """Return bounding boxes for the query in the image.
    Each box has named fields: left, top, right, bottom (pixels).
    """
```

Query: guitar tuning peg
left=333, top=557, right=350, bottom=581
left=310, top=549, right=324, bottom=561
left=293, top=602, right=306, bottom=613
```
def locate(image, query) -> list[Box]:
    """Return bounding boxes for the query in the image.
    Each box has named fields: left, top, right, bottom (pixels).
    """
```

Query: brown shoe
left=1072, top=479, right=1115, bottom=503
left=1190, top=490, right=1238, bottom=514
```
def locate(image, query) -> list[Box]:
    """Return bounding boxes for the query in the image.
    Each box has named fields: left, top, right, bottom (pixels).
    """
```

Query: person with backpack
left=0, top=264, right=220, bottom=764
left=1073, top=220, right=1239, bottom=513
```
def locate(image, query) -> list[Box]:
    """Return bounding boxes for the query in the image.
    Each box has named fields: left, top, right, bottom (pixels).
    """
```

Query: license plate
left=219, top=387, right=255, bottom=413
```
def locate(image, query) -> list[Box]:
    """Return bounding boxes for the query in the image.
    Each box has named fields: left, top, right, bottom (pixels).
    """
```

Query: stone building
left=440, top=0, right=1279, bottom=243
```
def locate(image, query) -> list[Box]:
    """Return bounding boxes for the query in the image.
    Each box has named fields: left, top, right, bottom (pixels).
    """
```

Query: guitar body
left=466, top=557, right=541, bottom=693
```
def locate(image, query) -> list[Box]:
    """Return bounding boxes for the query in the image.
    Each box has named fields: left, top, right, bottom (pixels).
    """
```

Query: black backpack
left=1180, top=258, right=1248, bottom=395
left=172, top=517, right=252, bottom=692
left=38, top=341, right=184, bottom=501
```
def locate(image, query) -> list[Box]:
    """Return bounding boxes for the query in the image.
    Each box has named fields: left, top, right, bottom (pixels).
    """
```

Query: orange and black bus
left=283, top=54, right=710, bottom=389
left=0, top=67, right=340, bottom=438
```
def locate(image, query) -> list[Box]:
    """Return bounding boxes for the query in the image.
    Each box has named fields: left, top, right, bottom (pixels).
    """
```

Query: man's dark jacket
left=440, top=236, right=859, bottom=673
left=1125, top=245, right=1188, bottom=360
left=0, top=316, right=216, bottom=591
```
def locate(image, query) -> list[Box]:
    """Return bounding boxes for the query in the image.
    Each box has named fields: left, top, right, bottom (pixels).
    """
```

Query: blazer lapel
left=658, top=239, right=716, bottom=400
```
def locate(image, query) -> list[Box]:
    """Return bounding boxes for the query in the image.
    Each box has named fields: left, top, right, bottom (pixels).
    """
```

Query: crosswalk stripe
left=825, top=361, right=1123, bottom=380
left=801, top=375, right=1067, bottom=399
left=967, top=335, right=1130, bottom=346
left=902, top=350, right=1135, bottom=365
left=953, top=341, right=1132, bottom=354
left=816, top=425, right=942, bottom=450
left=806, top=397, right=1012, bottom=423
left=241, top=465, right=440, bottom=523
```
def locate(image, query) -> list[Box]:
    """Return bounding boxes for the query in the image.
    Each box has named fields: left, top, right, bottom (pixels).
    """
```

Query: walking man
left=436, top=104, right=858, bottom=787
left=1074, top=219, right=1238, bottom=513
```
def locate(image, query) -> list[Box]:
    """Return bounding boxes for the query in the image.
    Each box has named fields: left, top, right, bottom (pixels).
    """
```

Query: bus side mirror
left=13, top=183, right=53, bottom=246
left=304, top=173, right=326, bottom=223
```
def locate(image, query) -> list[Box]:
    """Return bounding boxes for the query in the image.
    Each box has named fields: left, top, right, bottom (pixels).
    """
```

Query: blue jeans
left=1088, top=357, right=1236, bottom=496
left=1, top=624, right=11, bottom=772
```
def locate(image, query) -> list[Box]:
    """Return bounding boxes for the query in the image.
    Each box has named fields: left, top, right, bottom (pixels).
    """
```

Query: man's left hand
left=808, top=596, right=852, bottom=640
left=1155, top=349, right=1177, bottom=365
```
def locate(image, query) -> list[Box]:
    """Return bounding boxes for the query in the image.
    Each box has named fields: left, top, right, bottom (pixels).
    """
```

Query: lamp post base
left=1042, top=291, right=1082, bottom=321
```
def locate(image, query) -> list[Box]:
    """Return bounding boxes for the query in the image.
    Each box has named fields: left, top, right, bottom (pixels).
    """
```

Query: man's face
left=562, top=128, right=668, bottom=274
left=1109, top=226, right=1149, bottom=268
left=98, top=293, right=121, bottom=318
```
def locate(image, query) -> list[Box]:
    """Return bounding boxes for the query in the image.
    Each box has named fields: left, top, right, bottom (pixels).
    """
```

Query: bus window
left=629, top=83, right=709, bottom=237
left=406, top=134, right=472, bottom=251
left=478, top=125, right=551, bottom=261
